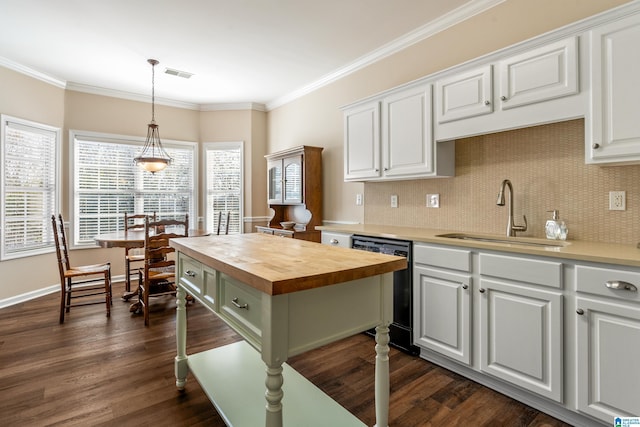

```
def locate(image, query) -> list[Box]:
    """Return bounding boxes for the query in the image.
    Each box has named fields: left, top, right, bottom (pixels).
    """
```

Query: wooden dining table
left=94, top=228, right=210, bottom=303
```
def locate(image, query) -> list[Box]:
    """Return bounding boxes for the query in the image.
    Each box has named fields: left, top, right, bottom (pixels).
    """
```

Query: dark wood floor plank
left=0, top=282, right=572, bottom=426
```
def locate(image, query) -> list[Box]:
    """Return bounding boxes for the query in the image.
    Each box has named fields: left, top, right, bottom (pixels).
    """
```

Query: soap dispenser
left=545, top=210, right=568, bottom=240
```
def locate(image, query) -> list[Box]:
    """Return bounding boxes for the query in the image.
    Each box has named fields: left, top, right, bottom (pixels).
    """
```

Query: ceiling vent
left=164, top=68, right=193, bottom=79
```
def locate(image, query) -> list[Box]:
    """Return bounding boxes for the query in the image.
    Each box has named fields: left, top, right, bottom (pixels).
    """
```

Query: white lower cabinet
left=414, top=265, right=472, bottom=365
left=413, top=243, right=472, bottom=364
left=478, top=277, right=563, bottom=402
left=575, top=264, right=640, bottom=423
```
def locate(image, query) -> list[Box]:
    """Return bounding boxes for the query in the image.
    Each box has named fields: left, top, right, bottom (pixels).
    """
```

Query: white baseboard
left=0, top=274, right=126, bottom=309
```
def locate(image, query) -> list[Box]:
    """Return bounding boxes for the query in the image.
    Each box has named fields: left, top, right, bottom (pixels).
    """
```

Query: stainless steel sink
left=436, top=233, right=569, bottom=248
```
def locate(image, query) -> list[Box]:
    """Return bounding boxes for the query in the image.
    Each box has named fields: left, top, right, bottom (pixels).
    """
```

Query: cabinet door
left=344, top=101, right=381, bottom=180
left=576, top=297, right=640, bottom=422
left=499, top=37, right=578, bottom=110
left=267, top=159, right=283, bottom=204
left=588, top=14, right=640, bottom=164
left=283, top=155, right=303, bottom=204
left=435, top=65, right=493, bottom=123
left=479, top=278, right=563, bottom=402
left=413, top=266, right=471, bottom=365
left=382, top=84, right=434, bottom=177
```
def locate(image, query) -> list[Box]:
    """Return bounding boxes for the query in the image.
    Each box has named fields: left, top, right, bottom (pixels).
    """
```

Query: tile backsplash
left=364, top=119, right=640, bottom=245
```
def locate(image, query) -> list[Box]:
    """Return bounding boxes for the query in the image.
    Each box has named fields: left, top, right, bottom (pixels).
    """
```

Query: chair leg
left=125, top=257, right=131, bottom=293
left=59, top=285, right=66, bottom=324
left=104, top=267, right=111, bottom=317
left=143, top=280, right=150, bottom=327
left=65, top=280, right=72, bottom=313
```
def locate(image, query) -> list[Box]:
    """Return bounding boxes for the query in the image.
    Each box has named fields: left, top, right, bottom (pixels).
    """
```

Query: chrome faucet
left=496, top=179, right=527, bottom=237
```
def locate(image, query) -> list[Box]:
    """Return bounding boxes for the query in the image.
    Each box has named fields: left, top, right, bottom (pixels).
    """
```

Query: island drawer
left=178, top=253, right=204, bottom=294
left=219, top=274, right=262, bottom=343
left=576, top=264, right=640, bottom=302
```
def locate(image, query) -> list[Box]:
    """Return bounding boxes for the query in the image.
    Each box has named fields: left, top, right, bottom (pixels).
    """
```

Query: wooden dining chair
left=137, top=214, right=189, bottom=326
left=51, top=214, right=112, bottom=323
left=123, top=212, right=156, bottom=293
left=215, top=211, right=231, bottom=235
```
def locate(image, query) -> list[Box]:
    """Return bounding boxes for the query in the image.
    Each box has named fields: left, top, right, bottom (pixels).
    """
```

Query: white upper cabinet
left=435, top=36, right=581, bottom=141
left=343, top=83, right=454, bottom=182
left=499, top=37, right=578, bottom=110
left=435, top=65, right=493, bottom=123
left=343, top=100, right=381, bottom=180
left=587, top=12, right=640, bottom=164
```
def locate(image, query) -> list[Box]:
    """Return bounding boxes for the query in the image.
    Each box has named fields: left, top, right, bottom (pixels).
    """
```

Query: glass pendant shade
left=134, top=59, right=172, bottom=173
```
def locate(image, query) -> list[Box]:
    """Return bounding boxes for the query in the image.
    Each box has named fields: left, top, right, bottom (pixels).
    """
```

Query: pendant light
left=134, top=59, right=172, bottom=173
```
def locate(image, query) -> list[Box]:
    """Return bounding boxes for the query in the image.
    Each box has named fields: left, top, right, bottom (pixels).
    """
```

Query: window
left=204, top=142, right=243, bottom=234
left=1, top=115, right=60, bottom=260
left=71, top=130, right=196, bottom=247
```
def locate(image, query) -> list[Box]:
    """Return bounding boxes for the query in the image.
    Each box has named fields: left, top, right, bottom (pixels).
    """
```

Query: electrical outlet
left=426, top=193, right=440, bottom=208
left=609, top=191, right=626, bottom=210
left=390, top=194, right=398, bottom=208
left=355, top=193, right=363, bottom=206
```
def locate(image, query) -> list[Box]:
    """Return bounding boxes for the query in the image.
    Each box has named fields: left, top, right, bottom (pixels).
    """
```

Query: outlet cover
left=390, top=194, right=398, bottom=208
left=426, top=193, right=440, bottom=208
left=356, top=193, right=363, bottom=206
left=609, top=191, right=626, bottom=210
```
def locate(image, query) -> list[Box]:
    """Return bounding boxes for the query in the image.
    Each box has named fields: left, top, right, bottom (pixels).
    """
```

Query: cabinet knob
left=185, top=270, right=196, bottom=277
left=592, top=143, right=600, bottom=149
left=479, top=288, right=486, bottom=293
left=500, top=96, right=507, bottom=101
left=484, top=100, right=490, bottom=105
left=576, top=308, right=584, bottom=315
left=330, top=238, right=339, bottom=245
left=383, top=167, right=389, bottom=171
left=462, top=284, right=469, bottom=290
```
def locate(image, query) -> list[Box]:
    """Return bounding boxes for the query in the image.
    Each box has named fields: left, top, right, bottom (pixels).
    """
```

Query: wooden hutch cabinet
left=256, top=146, right=323, bottom=242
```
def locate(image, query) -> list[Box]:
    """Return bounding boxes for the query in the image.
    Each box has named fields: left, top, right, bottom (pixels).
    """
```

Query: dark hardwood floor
left=0, top=282, right=572, bottom=426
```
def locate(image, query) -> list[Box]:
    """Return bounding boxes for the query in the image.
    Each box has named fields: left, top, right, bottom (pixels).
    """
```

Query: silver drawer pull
left=232, top=297, right=248, bottom=309
left=330, top=239, right=339, bottom=245
left=185, top=270, right=196, bottom=277
left=605, top=280, right=637, bottom=292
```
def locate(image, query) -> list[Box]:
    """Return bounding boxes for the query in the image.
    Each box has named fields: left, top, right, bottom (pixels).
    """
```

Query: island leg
left=175, top=286, right=188, bottom=390
left=264, top=363, right=284, bottom=427
left=374, top=323, right=391, bottom=427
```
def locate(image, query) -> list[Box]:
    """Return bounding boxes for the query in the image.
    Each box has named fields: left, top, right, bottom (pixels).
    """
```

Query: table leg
left=264, top=363, right=284, bottom=427
left=374, top=323, right=390, bottom=427
left=175, top=286, right=188, bottom=390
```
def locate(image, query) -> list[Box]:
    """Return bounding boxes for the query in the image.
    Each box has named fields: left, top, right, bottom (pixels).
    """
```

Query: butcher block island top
left=169, top=232, right=407, bottom=295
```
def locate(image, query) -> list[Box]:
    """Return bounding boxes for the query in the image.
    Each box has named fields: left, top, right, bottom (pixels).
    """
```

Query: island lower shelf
left=188, top=340, right=365, bottom=427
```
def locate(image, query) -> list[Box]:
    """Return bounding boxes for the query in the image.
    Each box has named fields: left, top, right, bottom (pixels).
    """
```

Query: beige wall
left=0, top=71, right=267, bottom=302
left=267, top=0, right=631, bottom=226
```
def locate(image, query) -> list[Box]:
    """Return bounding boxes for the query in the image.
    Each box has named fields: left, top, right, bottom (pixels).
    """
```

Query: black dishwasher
left=351, top=235, right=419, bottom=355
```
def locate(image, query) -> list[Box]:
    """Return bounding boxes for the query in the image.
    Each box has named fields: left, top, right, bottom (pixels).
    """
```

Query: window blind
left=1, top=116, right=59, bottom=260
left=73, top=134, right=195, bottom=246
left=205, top=143, right=242, bottom=234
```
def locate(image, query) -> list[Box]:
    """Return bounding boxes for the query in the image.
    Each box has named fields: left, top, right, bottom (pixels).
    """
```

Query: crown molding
left=0, top=56, right=66, bottom=88
left=265, top=0, right=505, bottom=110
left=200, top=102, right=267, bottom=112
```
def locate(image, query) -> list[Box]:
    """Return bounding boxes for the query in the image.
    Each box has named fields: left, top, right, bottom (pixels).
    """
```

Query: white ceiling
left=0, top=0, right=502, bottom=110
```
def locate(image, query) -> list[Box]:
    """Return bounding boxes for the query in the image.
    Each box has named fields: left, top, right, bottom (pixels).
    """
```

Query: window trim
left=69, top=129, right=198, bottom=249
left=203, top=141, right=244, bottom=234
left=0, top=114, right=60, bottom=261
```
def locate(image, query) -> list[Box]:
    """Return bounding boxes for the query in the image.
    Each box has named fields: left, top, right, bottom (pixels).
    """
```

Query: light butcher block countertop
left=170, top=233, right=406, bottom=295
left=317, top=224, right=640, bottom=268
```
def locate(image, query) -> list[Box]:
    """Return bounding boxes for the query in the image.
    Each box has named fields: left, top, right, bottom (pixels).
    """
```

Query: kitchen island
left=169, top=233, right=406, bottom=427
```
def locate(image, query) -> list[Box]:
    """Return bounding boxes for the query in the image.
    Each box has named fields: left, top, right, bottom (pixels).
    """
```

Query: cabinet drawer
left=273, top=229, right=294, bottom=238
left=321, top=232, right=352, bottom=248
left=479, top=253, right=562, bottom=288
left=576, top=264, right=640, bottom=302
left=178, top=253, right=204, bottom=294
left=414, top=243, right=471, bottom=272
left=220, top=274, right=262, bottom=342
